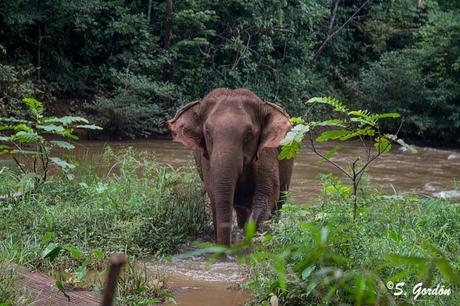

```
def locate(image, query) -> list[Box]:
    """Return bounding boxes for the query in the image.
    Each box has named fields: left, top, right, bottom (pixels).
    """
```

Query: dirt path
left=15, top=265, right=101, bottom=306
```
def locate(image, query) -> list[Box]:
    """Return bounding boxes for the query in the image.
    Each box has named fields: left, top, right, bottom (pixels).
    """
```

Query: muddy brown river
left=71, top=139, right=460, bottom=204
left=56, top=140, right=460, bottom=305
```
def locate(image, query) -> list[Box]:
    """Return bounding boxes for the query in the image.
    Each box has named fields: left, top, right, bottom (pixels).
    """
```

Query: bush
left=245, top=188, right=460, bottom=305
left=89, top=71, right=184, bottom=138
left=0, top=147, right=211, bottom=259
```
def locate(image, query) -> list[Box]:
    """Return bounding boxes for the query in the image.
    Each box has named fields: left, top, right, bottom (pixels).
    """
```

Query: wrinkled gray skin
left=168, top=88, right=293, bottom=245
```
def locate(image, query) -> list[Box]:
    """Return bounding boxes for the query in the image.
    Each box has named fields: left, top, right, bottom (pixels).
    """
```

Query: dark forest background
left=0, top=0, right=459, bottom=144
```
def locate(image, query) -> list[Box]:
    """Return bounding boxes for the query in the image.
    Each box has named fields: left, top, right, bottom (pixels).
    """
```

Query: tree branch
left=315, top=0, right=371, bottom=59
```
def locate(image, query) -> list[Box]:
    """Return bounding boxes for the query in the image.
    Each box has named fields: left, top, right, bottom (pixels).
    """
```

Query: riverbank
left=1, top=148, right=459, bottom=305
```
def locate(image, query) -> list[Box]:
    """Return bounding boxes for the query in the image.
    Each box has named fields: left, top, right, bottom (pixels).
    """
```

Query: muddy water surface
left=71, top=139, right=460, bottom=204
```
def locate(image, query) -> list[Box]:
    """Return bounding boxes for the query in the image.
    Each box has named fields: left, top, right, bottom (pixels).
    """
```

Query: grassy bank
left=2, top=148, right=459, bottom=305
left=0, top=148, right=211, bottom=304
left=245, top=182, right=460, bottom=305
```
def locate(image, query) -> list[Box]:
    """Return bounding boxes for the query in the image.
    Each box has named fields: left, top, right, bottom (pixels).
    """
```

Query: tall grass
left=0, top=147, right=210, bottom=303
left=0, top=147, right=210, bottom=260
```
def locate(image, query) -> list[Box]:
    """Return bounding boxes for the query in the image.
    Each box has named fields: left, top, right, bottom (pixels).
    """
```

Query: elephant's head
left=168, top=88, right=291, bottom=244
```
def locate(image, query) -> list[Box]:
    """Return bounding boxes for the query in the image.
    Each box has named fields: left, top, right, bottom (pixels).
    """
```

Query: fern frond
left=307, top=96, right=349, bottom=113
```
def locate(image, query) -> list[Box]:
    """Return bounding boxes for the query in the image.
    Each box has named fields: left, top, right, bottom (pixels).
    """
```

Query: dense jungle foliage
left=0, top=0, right=459, bottom=144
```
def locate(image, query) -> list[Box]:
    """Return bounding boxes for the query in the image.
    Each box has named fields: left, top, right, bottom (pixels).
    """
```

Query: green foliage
left=0, top=261, right=31, bottom=306
left=279, top=97, right=415, bottom=218
left=0, top=98, right=101, bottom=184
left=245, top=193, right=460, bottom=305
left=0, top=148, right=211, bottom=257
left=0, top=1, right=458, bottom=142
left=358, top=5, right=460, bottom=144
left=0, top=148, right=208, bottom=304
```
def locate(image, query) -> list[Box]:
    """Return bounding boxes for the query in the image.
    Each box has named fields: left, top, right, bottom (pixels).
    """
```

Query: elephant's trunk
left=210, top=147, right=242, bottom=245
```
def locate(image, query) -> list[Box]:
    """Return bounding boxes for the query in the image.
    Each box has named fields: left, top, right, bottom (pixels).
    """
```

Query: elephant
left=168, top=88, right=294, bottom=245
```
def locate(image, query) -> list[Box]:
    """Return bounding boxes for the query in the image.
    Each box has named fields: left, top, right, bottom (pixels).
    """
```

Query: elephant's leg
left=234, top=202, right=252, bottom=229
left=275, top=158, right=294, bottom=212
left=249, top=150, right=280, bottom=227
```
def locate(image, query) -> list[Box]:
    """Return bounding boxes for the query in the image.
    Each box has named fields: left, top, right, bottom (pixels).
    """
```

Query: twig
left=309, top=132, right=352, bottom=179
left=315, top=0, right=371, bottom=59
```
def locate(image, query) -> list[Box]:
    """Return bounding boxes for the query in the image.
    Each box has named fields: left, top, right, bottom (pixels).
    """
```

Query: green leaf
left=384, top=254, right=426, bottom=266
left=23, top=98, right=44, bottom=118
left=44, top=116, right=89, bottom=125
left=10, top=149, right=42, bottom=155
left=12, top=131, right=43, bottom=143
left=50, top=157, right=76, bottom=170
left=55, top=280, right=70, bottom=301
left=41, top=232, right=55, bottom=245
left=280, top=124, right=309, bottom=146
left=245, top=221, right=256, bottom=241
left=307, top=97, right=348, bottom=113
left=437, top=259, right=460, bottom=284
left=75, top=259, right=90, bottom=281
left=63, top=245, right=81, bottom=259
left=374, top=137, right=392, bottom=153
left=13, top=124, right=34, bottom=133
left=370, top=112, right=400, bottom=120
left=313, top=119, right=345, bottom=127
left=278, top=141, right=301, bottom=160
left=36, top=124, right=65, bottom=133
left=76, top=124, right=103, bottom=130
left=50, top=140, right=75, bottom=150
left=316, top=129, right=350, bottom=142
left=93, top=249, right=104, bottom=260
left=0, top=117, right=30, bottom=124
left=301, top=265, right=315, bottom=280
left=290, top=117, right=306, bottom=124
left=42, top=243, right=63, bottom=262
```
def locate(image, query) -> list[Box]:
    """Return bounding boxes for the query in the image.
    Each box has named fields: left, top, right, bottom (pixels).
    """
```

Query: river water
left=71, top=139, right=460, bottom=204
left=55, top=139, right=460, bottom=306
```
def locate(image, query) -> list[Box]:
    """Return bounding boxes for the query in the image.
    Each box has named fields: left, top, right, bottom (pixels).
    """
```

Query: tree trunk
left=147, top=0, right=152, bottom=24
left=37, top=21, right=41, bottom=81
left=163, top=0, right=173, bottom=50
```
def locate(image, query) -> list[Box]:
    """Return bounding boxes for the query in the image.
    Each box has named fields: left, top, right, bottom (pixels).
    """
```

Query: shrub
left=245, top=192, right=460, bottom=305
left=0, top=148, right=211, bottom=258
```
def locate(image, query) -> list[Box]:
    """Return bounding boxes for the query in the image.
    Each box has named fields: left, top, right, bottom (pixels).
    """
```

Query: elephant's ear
left=168, top=101, right=204, bottom=151
left=259, top=102, right=292, bottom=149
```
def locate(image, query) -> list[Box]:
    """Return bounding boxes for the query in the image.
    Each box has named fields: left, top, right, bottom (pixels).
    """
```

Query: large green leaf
left=280, top=124, right=309, bottom=146
left=12, top=131, right=43, bottom=143
left=42, top=243, right=63, bottom=262
left=316, top=129, right=350, bottom=142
